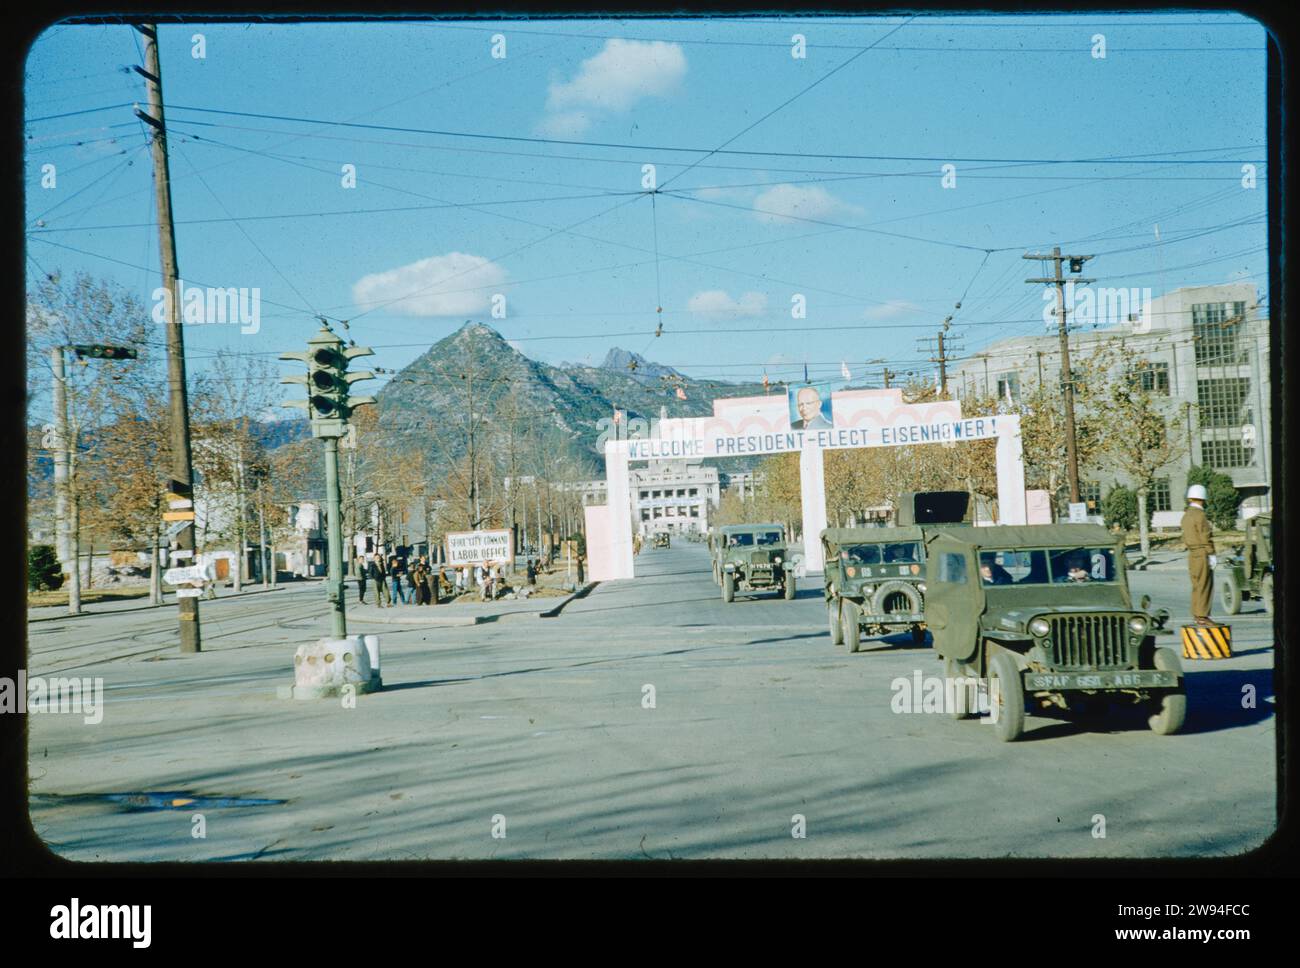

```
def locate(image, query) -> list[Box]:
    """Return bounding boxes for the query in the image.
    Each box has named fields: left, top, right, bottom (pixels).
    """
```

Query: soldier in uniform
left=1181, top=483, right=1218, bottom=625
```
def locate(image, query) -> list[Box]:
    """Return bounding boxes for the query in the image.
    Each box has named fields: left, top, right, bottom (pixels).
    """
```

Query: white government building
left=575, top=460, right=722, bottom=536
left=947, top=281, right=1271, bottom=527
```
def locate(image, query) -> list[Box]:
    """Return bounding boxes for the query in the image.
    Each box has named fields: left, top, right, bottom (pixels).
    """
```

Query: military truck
left=925, top=523, right=1184, bottom=741
left=823, top=491, right=972, bottom=652
left=653, top=532, right=671, bottom=549
left=711, top=523, right=796, bottom=602
left=1217, top=513, right=1273, bottom=615
left=823, top=528, right=930, bottom=651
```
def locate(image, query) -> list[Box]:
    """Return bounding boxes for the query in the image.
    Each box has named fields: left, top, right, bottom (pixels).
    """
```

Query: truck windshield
left=979, top=548, right=1116, bottom=585
left=840, top=542, right=921, bottom=564
left=728, top=531, right=783, bottom=547
left=883, top=542, right=921, bottom=563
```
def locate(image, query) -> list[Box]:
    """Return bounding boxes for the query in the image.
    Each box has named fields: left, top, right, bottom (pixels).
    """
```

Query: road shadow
left=1013, top=665, right=1275, bottom=737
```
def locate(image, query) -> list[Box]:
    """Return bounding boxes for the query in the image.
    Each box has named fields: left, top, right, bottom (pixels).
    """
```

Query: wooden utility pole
left=136, top=23, right=201, bottom=652
left=50, top=345, right=80, bottom=615
left=881, top=366, right=894, bottom=389
left=920, top=316, right=961, bottom=399
left=1025, top=247, right=1094, bottom=506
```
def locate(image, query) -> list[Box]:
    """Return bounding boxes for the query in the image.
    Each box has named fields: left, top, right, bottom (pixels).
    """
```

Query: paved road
left=25, top=541, right=1275, bottom=861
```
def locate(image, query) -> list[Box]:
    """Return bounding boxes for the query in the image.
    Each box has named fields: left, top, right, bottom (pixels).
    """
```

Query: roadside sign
left=163, top=510, right=196, bottom=522
left=164, top=520, right=189, bottom=540
left=168, top=498, right=194, bottom=510
left=446, top=529, right=513, bottom=567
left=164, top=565, right=211, bottom=585
left=1068, top=502, right=1088, bottom=523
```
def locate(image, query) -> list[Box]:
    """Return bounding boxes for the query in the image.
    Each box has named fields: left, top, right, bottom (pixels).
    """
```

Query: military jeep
left=823, top=527, right=930, bottom=652
left=653, top=532, right=671, bottom=549
left=711, top=524, right=796, bottom=602
left=1217, top=513, right=1273, bottom=615
left=925, top=524, right=1184, bottom=742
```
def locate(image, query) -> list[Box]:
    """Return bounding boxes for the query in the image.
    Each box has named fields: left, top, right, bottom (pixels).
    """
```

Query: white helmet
left=1187, top=484, right=1208, bottom=502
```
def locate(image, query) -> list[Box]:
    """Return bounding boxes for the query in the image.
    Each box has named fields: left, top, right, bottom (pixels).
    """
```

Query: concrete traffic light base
left=278, top=635, right=382, bottom=700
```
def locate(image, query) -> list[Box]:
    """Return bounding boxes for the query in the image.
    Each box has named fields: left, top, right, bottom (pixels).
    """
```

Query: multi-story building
left=947, top=282, right=1270, bottom=526
left=572, top=461, right=722, bottom=536
left=632, top=460, right=720, bottom=535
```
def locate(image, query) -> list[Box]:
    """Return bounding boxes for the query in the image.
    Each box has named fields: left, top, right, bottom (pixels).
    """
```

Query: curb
left=343, top=583, right=599, bottom=626
left=542, top=581, right=599, bottom=617
left=345, top=610, right=483, bottom=627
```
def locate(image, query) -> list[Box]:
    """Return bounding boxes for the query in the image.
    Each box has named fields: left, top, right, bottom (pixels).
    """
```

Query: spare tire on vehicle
left=871, top=580, right=922, bottom=619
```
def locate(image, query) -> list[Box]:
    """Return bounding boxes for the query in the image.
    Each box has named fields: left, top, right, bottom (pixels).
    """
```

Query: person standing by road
left=356, top=554, right=368, bottom=604
left=415, top=556, right=433, bottom=606
left=369, top=555, right=390, bottom=607
left=389, top=555, right=409, bottom=605
left=1181, top=484, right=1217, bottom=626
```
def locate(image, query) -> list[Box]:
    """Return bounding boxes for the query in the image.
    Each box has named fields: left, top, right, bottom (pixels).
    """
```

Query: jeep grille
left=750, top=551, right=771, bottom=565
left=1047, top=614, right=1132, bottom=669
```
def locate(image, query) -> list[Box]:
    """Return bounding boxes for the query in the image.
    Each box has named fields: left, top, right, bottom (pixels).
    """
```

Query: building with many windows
left=947, top=282, right=1270, bottom=525
left=572, top=460, right=722, bottom=536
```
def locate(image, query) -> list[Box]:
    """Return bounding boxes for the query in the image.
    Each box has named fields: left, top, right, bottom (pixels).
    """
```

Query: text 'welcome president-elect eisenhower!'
left=789, top=384, right=833, bottom=431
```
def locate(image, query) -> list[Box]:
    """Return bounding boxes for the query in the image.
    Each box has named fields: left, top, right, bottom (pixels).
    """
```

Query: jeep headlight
left=724, top=562, right=736, bottom=571
left=773, top=555, right=782, bottom=564
left=1028, top=618, right=1051, bottom=637
left=1128, top=616, right=1148, bottom=636
left=861, top=585, right=875, bottom=599
left=917, top=582, right=926, bottom=594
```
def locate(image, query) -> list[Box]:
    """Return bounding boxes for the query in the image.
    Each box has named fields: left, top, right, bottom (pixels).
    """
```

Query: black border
left=6, top=0, right=1295, bottom=906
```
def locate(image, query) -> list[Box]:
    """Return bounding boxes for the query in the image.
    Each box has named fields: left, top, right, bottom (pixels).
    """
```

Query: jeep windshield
left=727, top=531, right=784, bottom=547
left=840, top=542, right=921, bottom=565
left=978, top=547, right=1117, bottom=585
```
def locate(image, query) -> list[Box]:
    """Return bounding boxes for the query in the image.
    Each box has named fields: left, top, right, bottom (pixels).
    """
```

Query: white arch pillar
left=799, top=444, right=827, bottom=574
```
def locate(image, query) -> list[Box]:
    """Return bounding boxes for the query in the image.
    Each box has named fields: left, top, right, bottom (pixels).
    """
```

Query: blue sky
left=25, top=15, right=1268, bottom=405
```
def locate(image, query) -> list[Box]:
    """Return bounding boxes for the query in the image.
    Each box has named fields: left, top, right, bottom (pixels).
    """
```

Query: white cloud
left=752, top=184, right=853, bottom=225
left=351, top=252, right=508, bottom=317
left=863, top=299, right=925, bottom=321
left=535, top=110, right=595, bottom=138
left=687, top=289, right=768, bottom=317
left=540, top=39, right=686, bottom=135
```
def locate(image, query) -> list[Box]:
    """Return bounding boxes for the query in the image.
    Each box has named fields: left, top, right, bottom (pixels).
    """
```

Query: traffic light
left=72, top=344, right=138, bottom=360
left=1069, top=257, right=1085, bottom=274
left=280, top=324, right=376, bottom=438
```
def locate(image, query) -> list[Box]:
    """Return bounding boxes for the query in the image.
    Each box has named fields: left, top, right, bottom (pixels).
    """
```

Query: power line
left=165, top=104, right=1266, bottom=166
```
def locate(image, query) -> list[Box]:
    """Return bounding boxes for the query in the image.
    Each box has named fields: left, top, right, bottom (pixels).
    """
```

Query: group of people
left=354, top=549, right=584, bottom=606
left=355, top=553, right=440, bottom=607
left=451, top=562, right=508, bottom=601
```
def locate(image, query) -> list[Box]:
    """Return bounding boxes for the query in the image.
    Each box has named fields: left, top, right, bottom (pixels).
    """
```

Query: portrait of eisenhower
left=788, top=383, right=834, bottom=431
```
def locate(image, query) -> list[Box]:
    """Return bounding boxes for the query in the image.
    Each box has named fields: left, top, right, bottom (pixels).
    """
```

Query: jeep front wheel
left=1147, top=647, right=1187, bottom=735
left=842, top=600, right=861, bottom=653
left=988, top=651, right=1025, bottom=742
left=722, top=572, right=735, bottom=603
left=827, top=599, right=843, bottom=645
left=1220, top=573, right=1242, bottom=615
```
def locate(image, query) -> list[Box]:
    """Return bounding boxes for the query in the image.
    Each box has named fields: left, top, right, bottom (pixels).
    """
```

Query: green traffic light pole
left=323, top=433, right=347, bottom=638
left=281, top=323, right=375, bottom=640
